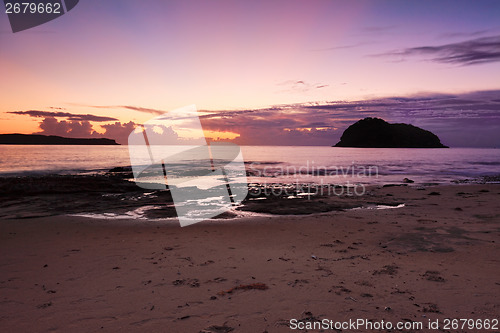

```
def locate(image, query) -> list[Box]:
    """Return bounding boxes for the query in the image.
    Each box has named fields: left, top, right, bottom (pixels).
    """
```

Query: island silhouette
left=334, top=118, right=448, bottom=148
left=0, top=134, right=119, bottom=145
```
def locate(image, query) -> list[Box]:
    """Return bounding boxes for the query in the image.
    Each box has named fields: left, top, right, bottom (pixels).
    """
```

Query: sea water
left=0, top=145, right=499, bottom=185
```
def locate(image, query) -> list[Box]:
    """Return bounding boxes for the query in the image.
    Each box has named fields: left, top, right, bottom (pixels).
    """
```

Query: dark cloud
left=379, top=35, right=500, bottom=66
left=9, top=110, right=117, bottom=122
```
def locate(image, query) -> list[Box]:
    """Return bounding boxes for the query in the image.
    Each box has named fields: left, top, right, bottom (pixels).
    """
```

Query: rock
left=403, top=178, right=414, bottom=183
left=108, top=166, right=132, bottom=173
left=334, top=118, right=448, bottom=148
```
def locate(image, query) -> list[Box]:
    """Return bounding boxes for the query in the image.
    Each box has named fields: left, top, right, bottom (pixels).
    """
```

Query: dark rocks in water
left=334, top=118, right=448, bottom=148
left=107, top=166, right=134, bottom=178
left=237, top=198, right=357, bottom=215
left=0, top=175, right=140, bottom=196
left=0, top=134, right=119, bottom=145
left=382, top=184, right=408, bottom=187
left=108, top=166, right=132, bottom=173
left=0, top=174, right=174, bottom=219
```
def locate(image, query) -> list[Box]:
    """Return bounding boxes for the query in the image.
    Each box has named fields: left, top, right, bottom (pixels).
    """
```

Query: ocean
left=0, top=145, right=499, bottom=185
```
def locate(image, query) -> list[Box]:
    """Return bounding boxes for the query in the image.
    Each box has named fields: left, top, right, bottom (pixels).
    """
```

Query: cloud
left=312, top=43, right=360, bottom=51
left=201, top=108, right=339, bottom=146
left=32, top=113, right=191, bottom=145
left=11, top=108, right=142, bottom=144
left=437, top=29, right=498, bottom=40
left=378, top=35, right=500, bottom=66
left=100, top=121, right=138, bottom=145
left=38, top=117, right=95, bottom=138
left=362, top=25, right=396, bottom=33
left=199, top=90, right=500, bottom=147
left=88, top=105, right=166, bottom=115
left=276, top=80, right=329, bottom=93
left=19, top=90, right=500, bottom=147
left=35, top=117, right=138, bottom=145
left=9, top=110, right=118, bottom=122
left=312, top=41, right=375, bottom=52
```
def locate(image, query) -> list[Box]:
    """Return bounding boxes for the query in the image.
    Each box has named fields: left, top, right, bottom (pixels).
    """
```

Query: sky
left=1, top=0, right=500, bottom=146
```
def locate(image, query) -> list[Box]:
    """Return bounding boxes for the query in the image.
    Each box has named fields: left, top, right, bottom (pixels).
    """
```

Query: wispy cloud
left=87, top=105, right=166, bottom=115
left=362, top=25, right=396, bottom=33
left=377, top=35, right=500, bottom=66
left=438, top=29, right=494, bottom=40
left=8, top=110, right=118, bottom=122
left=276, top=80, right=329, bottom=93
left=311, top=41, right=375, bottom=52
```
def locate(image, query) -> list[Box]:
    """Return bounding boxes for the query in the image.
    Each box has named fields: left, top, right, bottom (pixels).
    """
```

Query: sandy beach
left=1, top=183, right=499, bottom=332
left=2, top=0, right=500, bottom=331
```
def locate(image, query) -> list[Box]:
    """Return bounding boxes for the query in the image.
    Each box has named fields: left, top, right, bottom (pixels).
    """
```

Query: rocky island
left=334, top=117, right=448, bottom=148
left=0, top=134, right=119, bottom=145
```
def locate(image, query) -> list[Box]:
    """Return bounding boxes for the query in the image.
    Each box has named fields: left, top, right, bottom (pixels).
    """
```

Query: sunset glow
left=1, top=0, right=499, bottom=146
left=204, top=130, right=240, bottom=141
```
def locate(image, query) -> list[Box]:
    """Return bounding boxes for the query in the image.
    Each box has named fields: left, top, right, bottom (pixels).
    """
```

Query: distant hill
left=0, top=134, right=119, bottom=145
left=334, top=118, right=448, bottom=148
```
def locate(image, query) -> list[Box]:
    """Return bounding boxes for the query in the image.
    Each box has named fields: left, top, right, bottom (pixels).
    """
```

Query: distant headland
left=334, top=118, right=448, bottom=148
left=0, top=134, right=120, bottom=145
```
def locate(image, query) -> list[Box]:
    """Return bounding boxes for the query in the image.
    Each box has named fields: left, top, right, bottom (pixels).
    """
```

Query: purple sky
left=1, top=0, right=500, bottom=146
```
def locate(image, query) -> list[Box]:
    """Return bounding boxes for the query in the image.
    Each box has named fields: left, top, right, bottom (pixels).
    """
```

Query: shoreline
left=1, top=171, right=499, bottom=220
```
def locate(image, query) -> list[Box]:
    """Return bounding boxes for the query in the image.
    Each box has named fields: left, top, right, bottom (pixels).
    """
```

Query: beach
left=2, top=0, right=500, bottom=331
left=1, top=182, right=499, bottom=332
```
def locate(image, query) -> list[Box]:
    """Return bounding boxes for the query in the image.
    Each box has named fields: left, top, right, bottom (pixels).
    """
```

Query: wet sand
left=1, top=184, right=499, bottom=332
